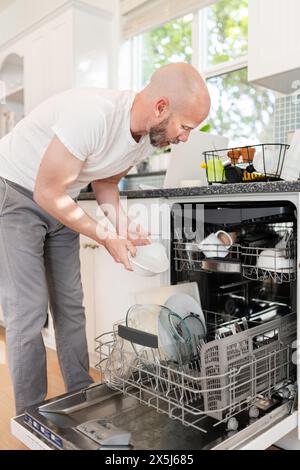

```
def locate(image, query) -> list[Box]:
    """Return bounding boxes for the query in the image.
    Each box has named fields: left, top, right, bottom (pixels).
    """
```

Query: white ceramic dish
left=128, top=261, right=160, bottom=277
left=129, top=242, right=169, bottom=276
left=164, top=294, right=207, bottom=359
left=197, top=231, right=233, bottom=258
left=164, top=293, right=207, bottom=335
left=157, top=308, right=193, bottom=364
left=257, top=249, right=294, bottom=272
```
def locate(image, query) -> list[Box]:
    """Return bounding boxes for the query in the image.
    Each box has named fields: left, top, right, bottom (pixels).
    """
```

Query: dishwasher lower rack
left=95, top=312, right=296, bottom=433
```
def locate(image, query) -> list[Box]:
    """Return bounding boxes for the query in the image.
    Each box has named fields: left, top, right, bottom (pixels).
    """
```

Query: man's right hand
left=102, top=235, right=137, bottom=271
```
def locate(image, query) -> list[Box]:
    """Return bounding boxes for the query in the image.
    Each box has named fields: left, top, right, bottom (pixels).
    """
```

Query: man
left=0, top=62, right=210, bottom=414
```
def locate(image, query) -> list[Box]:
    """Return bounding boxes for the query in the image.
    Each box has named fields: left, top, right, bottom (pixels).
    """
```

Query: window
left=200, top=0, right=276, bottom=146
left=127, top=0, right=276, bottom=148
left=133, top=14, right=193, bottom=89
left=204, top=0, right=248, bottom=68
left=207, top=68, right=276, bottom=146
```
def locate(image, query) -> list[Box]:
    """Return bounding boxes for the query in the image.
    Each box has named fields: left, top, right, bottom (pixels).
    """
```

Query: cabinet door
left=24, top=11, right=73, bottom=113
left=248, top=0, right=300, bottom=93
left=78, top=199, right=169, bottom=350
left=24, top=29, right=49, bottom=112
left=94, top=197, right=169, bottom=336
left=80, top=234, right=98, bottom=366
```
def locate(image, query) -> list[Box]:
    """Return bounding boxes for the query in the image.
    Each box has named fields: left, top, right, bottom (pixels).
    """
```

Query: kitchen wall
left=273, top=93, right=300, bottom=144
left=0, top=0, right=118, bottom=48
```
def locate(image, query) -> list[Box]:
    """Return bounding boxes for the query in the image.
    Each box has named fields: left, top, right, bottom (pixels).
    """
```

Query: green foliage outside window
left=140, top=15, right=193, bottom=87
left=138, top=0, right=275, bottom=146
left=206, top=0, right=275, bottom=145
left=207, top=0, right=248, bottom=66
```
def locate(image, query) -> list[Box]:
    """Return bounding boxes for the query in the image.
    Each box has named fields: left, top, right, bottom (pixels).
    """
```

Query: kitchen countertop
left=78, top=180, right=300, bottom=200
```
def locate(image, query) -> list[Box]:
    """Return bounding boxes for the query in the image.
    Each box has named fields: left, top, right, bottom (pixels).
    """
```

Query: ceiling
left=0, top=0, right=15, bottom=13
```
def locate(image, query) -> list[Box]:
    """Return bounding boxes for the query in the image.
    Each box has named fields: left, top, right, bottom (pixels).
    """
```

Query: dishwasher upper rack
left=173, top=240, right=296, bottom=283
left=95, top=311, right=296, bottom=433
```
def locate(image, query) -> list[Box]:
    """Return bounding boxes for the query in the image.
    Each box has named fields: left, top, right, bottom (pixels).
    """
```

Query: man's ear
left=154, top=97, right=169, bottom=117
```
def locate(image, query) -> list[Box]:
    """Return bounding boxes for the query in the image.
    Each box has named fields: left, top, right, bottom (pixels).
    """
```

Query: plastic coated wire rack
left=95, top=310, right=296, bottom=433
left=173, top=238, right=296, bottom=284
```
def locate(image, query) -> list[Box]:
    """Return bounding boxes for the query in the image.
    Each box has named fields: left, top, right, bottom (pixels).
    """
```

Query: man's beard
left=149, top=118, right=179, bottom=148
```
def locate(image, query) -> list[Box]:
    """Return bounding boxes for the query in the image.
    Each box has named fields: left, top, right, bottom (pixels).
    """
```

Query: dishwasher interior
left=18, top=201, right=298, bottom=450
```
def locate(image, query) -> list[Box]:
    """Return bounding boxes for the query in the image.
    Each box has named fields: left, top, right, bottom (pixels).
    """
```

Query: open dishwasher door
left=10, top=380, right=297, bottom=450
left=11, top=198, right=299, bottom=450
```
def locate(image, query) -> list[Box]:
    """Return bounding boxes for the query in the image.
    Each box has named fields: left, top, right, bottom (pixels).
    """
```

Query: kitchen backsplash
left=273, top=93, right=300, bottom=144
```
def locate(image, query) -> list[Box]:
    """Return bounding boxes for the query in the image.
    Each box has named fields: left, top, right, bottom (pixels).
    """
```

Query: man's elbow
left=33, top=189, right=45, bottom=208
left=33, top=187, right=53, bottom=208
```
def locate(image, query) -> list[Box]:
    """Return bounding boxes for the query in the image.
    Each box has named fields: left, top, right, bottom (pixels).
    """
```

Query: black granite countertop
left=78, top=180, right=300, bottom=200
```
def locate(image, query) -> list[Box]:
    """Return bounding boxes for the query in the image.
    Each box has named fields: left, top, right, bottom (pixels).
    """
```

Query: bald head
left=145, top=62, right=210, bottom=116
left=131, top=62, right=211, bottom=148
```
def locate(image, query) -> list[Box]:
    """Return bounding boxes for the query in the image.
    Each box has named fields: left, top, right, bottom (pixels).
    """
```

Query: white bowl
left=128, top=262, right=159, bottom=277
left=129, top=242, right=169, bottom=277
left=257, top=249, right=294, bottom=272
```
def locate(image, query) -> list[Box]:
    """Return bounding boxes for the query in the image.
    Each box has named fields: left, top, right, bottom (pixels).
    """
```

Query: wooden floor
left=0, top=327, right=101, bottom=450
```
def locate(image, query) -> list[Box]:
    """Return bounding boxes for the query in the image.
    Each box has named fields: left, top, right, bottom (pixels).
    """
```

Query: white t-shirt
left=0, top=88, right=153, bottom=198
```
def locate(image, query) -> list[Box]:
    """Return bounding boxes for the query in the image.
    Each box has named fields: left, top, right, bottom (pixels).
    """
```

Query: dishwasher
left=11, top=197, right=299, bottom=450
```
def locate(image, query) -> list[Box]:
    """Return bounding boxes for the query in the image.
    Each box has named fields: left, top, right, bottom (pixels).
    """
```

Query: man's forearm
left=92, top=181, right=129, bottom=237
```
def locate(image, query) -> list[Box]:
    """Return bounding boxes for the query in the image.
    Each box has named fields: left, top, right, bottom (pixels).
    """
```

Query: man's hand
left=103, top=235, right=137, bottom=271
left=127, top=223, right=151, bottom=246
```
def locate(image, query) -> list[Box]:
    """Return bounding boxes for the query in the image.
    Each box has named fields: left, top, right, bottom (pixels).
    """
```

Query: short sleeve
left=132, top=142, right=153, bottom=166
left=51, top=94, right=106, bottom=162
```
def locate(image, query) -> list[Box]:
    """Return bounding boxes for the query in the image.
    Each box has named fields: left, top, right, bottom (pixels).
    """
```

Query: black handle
left=118, top=325, right=158, bottom=349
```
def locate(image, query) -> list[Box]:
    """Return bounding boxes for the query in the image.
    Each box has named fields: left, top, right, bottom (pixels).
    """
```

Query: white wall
left=0, top=0, right=118, bottom=48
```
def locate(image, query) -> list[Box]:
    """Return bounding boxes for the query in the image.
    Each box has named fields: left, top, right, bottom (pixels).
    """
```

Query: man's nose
left=178, top=132, right=189, bottom=143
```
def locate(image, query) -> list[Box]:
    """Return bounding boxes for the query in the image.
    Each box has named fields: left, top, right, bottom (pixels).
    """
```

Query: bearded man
left=0, top=62, right=210, bottom=414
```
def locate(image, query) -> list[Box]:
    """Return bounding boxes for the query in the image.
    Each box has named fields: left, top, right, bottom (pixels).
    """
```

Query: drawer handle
left=82, top=243, right=99, bottom=250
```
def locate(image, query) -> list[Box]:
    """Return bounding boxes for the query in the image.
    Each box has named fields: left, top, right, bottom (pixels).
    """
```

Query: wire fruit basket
left=202, top=143, right=290, bottom=184
left=95, top=311, right=296, bottom=433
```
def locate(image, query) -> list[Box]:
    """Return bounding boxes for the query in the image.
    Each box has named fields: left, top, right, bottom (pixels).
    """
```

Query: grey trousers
left=0, top=177, right=93, bottom=414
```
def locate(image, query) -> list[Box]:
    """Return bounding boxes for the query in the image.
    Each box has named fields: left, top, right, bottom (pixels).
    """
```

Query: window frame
left=127, top=3, right=249, bottom=90
left=123, top=1, right=277, bottom=148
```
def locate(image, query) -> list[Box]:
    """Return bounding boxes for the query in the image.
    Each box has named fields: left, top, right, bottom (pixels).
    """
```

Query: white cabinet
left=248, top=0, right=300, bottom=94
left=79, top=233, right=98, bottom=365
left=0, top=2, right=119, bottom=116
left=0, top=50, right=24, bottom=139
left=78, top=198, right=169, bottom=366
left=24, top=11, right=73, bottom=113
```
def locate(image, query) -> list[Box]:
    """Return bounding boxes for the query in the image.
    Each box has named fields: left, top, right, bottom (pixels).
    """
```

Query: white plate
left=164, top=293, right=207, bottom=335
left=157, top=307, right=193, bottom=364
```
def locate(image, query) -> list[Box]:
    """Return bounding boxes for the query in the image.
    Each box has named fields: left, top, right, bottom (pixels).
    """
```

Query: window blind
left=121, top=0, right=217, bottom=39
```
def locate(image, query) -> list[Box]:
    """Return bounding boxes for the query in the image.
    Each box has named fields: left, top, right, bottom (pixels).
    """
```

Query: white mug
left=198, top=230, right=233, bottom=258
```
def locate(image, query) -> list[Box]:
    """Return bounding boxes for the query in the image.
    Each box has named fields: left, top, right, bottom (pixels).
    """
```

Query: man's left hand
left=127, top=224, right=151, bottom=246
